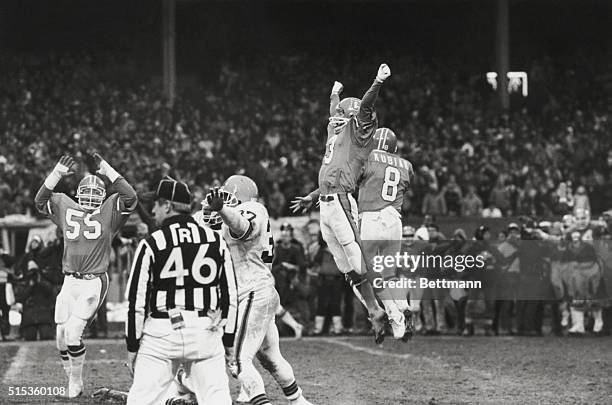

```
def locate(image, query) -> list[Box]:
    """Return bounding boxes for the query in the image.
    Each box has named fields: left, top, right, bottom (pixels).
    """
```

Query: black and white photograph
left=0, top=0, right=610, bottom=404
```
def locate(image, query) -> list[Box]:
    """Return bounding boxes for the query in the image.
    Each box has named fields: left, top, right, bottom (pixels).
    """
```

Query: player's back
left=222, top=200, right=275, bottom=298
left=358, top=150, right=413, bottom=213
left=50, top=193, right=126, bottom=275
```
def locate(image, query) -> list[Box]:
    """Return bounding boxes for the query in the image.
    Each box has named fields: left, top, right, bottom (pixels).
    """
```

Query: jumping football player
left=34, top=154, right=137, bottom=398
left=358, top=127, right=414, bottom=340
left=187, top=175, right=311, bottom=405
left=292, top=63, right=391, bottom=343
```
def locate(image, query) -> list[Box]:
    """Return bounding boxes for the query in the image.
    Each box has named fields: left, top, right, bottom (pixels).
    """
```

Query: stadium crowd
left=1, top=51, right=611, bottom=219
left=0, top=49, right=611, bottom=340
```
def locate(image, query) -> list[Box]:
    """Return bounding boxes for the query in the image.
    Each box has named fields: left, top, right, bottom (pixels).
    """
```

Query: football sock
left=250, top=393, right=271, bottom=405
left=67, top=343, right=86, bottom=382
left=59, top=350, right=71, bottom=378
left=282, top=380, right=301, bottom=401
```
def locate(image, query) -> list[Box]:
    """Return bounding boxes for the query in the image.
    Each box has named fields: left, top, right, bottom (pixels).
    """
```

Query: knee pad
left=342, top=241, right=365, bottom=275
left=56, top=324, right=67, bottom=351
left=64, top=317, right=87, bottom=346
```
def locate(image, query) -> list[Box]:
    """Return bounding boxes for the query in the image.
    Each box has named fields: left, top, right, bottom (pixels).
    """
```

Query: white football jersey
left=222, top=200, right=275, bottom=299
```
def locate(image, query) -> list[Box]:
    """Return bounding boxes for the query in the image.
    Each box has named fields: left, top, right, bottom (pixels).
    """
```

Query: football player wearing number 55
left=34, top=153, right=137, bottom=398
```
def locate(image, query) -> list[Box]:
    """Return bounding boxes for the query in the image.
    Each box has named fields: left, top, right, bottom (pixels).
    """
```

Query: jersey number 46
left=160, top=244, right=218, bottom=287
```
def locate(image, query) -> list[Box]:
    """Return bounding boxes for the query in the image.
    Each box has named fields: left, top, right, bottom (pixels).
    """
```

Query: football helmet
left=200, top=190, right=239, bottom=228
left=77, top=175, right=106, bottom=209
left=222, top=175, right=258, bottom=203
left=329, top=97, right=361, bottom=131
left=373, top=127, right=398, bottom=153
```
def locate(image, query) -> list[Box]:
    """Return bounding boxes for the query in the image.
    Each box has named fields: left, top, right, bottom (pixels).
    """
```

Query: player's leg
left=188, top=352, right=231, bottom=405
left=235, top=290, right=274, bottom=405
left=331, top=195, right=385, bottom=317
left=64, top=274, right=110, bottom=397
left=276, top=304, right=304, bottom=339
left=54, top=278, right=75, bottom=380
left=256, top=290, right=311, bottom=405
left=127, top=353, right=176, bottom=405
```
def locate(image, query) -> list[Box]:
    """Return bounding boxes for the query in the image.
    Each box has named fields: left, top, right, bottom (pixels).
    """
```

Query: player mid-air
left=34, top=154, right=137, bottom=398
left=292, top=63, right=391, bottom=343
left=358, top=127, right=414, bottom=340
left=188, top=175, right=311, bottom=405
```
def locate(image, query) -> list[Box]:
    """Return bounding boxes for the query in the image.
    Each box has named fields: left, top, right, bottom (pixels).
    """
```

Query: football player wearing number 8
left=358, top=128, right=415, bottom=341
left=292, top=63, right=391, bottom=343
left=125, top=178, right=237, bottom=405
left=197, top=175, right=312, bottom=405
left=34, top=153, right=137, bottom=398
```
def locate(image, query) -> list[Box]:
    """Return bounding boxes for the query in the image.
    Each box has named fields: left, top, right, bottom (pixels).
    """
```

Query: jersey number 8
left=381, top=166, right=400, bottom=202
left=160, top=244, right=218, bottom=287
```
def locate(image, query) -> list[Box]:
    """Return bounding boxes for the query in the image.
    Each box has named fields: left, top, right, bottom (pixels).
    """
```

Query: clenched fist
left=331, top=81, right=344, bottom=95
left=376, top=63, right=391, bottom=83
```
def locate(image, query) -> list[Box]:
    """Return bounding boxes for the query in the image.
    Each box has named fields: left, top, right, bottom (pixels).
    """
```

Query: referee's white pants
left=319, top=193, right=364, bottom=275
left=127, top=313, right=230, bottom=405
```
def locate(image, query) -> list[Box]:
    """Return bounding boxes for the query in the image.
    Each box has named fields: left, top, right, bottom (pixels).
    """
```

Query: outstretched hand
left=206, top=187, right=225, bottom=211
left=290, top=195, right=316, bottom=214
left=56, top=155, right=76, bottom=178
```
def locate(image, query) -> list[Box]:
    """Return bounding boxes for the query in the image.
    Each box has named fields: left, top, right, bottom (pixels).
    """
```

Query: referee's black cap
left=155, top=178, right=191, bottom=205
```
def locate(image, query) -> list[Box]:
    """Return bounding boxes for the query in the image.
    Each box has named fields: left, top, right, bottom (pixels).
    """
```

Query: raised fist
left=376, top=63, right=391, bottom=82
left=331, top=81, right=344, bottom=95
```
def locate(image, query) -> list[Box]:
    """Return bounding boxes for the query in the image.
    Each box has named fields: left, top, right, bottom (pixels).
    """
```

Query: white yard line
left=301, top=336, right=495, bottom=380
left=2, top=346, right=29, bottom=385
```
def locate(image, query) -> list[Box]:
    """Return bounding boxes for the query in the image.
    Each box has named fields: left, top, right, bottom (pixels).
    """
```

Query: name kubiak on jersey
left=358, top=149, right=413, bottom=213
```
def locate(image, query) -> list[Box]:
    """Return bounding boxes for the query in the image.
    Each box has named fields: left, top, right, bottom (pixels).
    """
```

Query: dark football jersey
left=45, top=193, right=133, bottom=275
left=358, top=150, right=413, bottom=212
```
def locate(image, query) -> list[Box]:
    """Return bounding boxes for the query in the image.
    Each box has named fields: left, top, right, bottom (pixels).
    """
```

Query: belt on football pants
left=64, top=272, right=103, bottom=280
left=150, top=309, right=210, bottom=319
left=320, top=194, right=337, bottom=202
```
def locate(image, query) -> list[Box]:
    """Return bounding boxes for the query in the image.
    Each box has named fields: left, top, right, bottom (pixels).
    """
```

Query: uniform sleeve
left=108, top=178, right=138, bottom=232
left=218, top=237, right=238, bottom=347
left=125, top=239, right=154, bottom=353
left=228, top=202, right=267, bottom=242
left=329, top=93, right=340, bottom=117
left=34, top=187, right=66, bottom=226
left=355, top=80, right=382, bottom=142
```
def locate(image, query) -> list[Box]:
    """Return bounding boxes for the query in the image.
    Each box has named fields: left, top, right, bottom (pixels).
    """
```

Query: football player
left=291, top=64, right=391, bottom=343
left=34, top=154, right=137, bottom=398
left=189, top=175, right=311, bottom=405
left=357, top=127, right=414, bottom=340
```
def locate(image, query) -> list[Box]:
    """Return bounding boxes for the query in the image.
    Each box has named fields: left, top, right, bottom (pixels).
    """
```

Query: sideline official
left=125, top=179, right=237, bottom=405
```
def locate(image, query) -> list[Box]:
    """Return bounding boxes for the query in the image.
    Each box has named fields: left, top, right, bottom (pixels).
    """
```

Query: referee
left=125, top=179, right=237, bottom=405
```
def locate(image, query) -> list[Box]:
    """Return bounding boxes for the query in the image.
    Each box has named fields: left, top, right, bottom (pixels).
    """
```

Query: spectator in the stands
left=462, top=185, right=483, bottom=216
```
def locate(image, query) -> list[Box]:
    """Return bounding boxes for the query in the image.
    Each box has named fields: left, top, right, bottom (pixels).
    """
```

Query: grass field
left=0, top=334, right=610, bottom=405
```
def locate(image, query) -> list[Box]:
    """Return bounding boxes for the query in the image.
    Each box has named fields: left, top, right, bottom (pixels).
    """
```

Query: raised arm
left=329, top=81, right=343, bottom=117
left=95, top=153, right=138, bottom=213
left=205, top=188, right=251, bottom=239
left=34, top=155, right=76, bottom=216
left=356, top=64, right=391, bottom=131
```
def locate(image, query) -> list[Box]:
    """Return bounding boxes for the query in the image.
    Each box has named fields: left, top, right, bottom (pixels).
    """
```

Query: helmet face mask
left=329, top=97, right=361, bottom=131
left=200, top=190, right=239, bottom=228
left=77, top=175, right=106, bottom=209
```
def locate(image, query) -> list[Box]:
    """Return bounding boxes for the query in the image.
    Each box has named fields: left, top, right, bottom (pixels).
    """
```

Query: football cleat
left=389, top=312, right=406, bottom=340
left=402, top=310, right=415, bottom=342
left=68, top=377, right=83, bottom=398
left=76, top=174, right=106, bottom=209
left=222, top=175, right=258, bottom=203
left=370, top=310, right=388, bottom=345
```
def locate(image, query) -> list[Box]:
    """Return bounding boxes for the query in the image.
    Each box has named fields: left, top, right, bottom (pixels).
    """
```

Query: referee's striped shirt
left=125, top=214, right=238, bottom=352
